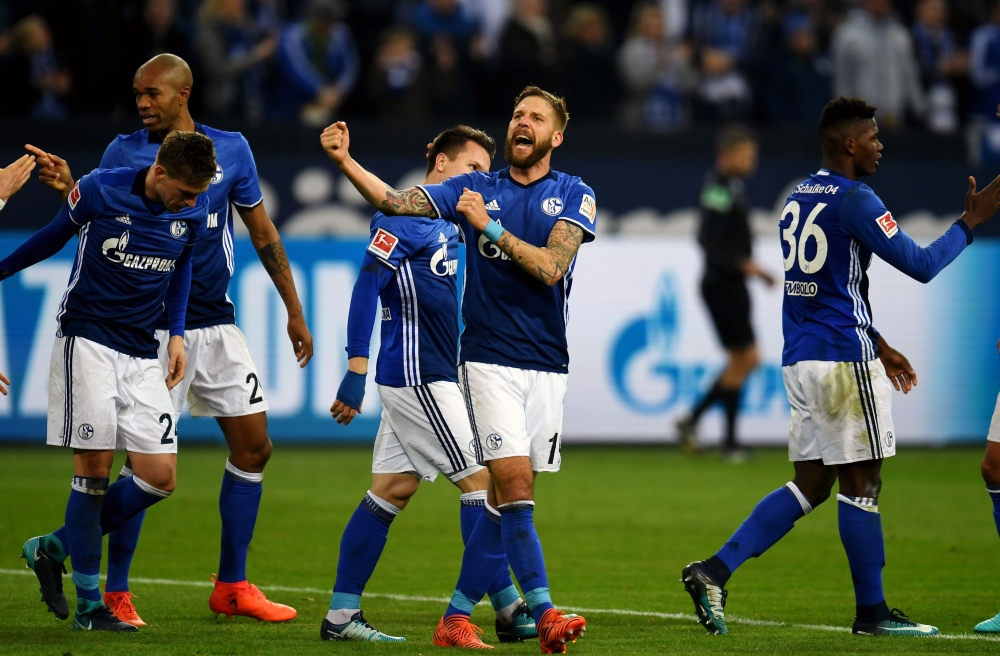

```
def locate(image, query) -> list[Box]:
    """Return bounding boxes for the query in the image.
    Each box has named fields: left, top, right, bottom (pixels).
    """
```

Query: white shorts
left=46, top=336, right=178, bottom=454
left=987, top=392, right=1000, bottom=443
left=156, top=324, right=268, bottom=418
left=459, top=362, right=568, bottom=473
left=784, top=359, right=896, bottom=465
left=372, top=381, right=483, bottom=482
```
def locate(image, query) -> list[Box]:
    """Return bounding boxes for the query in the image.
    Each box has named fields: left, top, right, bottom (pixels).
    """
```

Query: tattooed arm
left=237, top=202, right=314, bottom=366
left=320, top=121, right=438, bottom=218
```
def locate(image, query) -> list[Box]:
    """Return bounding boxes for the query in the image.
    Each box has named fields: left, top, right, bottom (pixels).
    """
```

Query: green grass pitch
left=3, top=444, right=1000, bottom=655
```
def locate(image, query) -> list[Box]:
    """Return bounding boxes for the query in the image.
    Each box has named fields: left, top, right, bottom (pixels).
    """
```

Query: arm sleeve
left=558, top=181, right=597, bottom=243
left=230, top=136, right=264, bottom=208
left=0, top=205, right=80, bottom=280
left=840, top=184, right=970, bottom=284
left=416, top=174, right=471, bottom=222
left=346, top=252, right=395, bottom=358
left=165, top=243, right=194, bottom=336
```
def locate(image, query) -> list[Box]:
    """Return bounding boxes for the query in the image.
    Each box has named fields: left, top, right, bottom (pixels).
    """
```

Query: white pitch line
left=3, top=568, right=998, bottom=642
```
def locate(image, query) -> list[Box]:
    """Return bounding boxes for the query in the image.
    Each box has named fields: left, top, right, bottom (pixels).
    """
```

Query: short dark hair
left=156, top=131, right=216, bottom=187
left=716, top=123, right=756, bottom=154
left=514, top=86, right=570, bottom=130
left=426, top=125, right=496, bottom=173
left=819, top=96, right=878, bottom=136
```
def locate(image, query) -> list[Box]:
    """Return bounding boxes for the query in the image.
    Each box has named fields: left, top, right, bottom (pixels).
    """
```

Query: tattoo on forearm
left=380, top=186, right=437, bottom=218
left=257, top=240, right=290, bottom=277
left=495, top=220, right=584, bottom=285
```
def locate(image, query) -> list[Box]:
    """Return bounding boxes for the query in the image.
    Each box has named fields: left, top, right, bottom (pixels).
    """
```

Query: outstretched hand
left=960, top=175, right=1000, bottom=230
left=0, top=154, right=36, bottom=202
left=320, top=122, right=351, bottom=166
left=25, top=145, right=73, bottom=200
left=0, top=370, right=9, bottom=396
left=879, top=341, right=917, bottom=394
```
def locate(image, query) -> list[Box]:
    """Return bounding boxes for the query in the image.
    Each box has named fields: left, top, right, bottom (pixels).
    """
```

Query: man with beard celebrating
left=322, top=86, right=595, bottom=653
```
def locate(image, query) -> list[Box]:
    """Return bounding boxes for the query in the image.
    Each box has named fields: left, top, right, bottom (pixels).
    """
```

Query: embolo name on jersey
left=100, top=123, right=264, bottom=329
left=418, top=168, right=597, bottom=373
left=57, top=167, right=206, bottom=358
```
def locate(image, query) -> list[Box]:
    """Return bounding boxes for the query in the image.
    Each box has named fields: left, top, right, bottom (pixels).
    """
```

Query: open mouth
left=141, top=114, right=158, bottom=125
left=513, top=135, right=533, bottom=151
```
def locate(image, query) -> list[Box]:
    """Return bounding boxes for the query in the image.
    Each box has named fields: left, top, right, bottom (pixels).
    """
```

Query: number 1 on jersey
left=781, top=201, right=828, bottom=274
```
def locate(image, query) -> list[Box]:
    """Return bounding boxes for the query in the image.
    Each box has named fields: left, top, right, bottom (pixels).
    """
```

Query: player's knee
left=139, top=470, right=176, bottom=494
left=234, top=436, right=272, bottom=470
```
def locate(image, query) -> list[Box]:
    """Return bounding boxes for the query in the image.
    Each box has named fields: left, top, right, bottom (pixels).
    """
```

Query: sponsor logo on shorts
left=785, top=280, right=818, bottom=297
left=211, top=164, right=224, bottom=184
left=580, top=194, right=596, bottom=223
left=78, top=424, right=94, bottom=440
left=486, top=433, right=503, bottom=450
left=541, top=197, right=563, bottom=216
left=368, top=228, right=399, bottom=260
left=170, top=221, right=188, bottom=238
left=884, top=431, right=893, bottom=448
left=876, top=211, right=898, bottom=238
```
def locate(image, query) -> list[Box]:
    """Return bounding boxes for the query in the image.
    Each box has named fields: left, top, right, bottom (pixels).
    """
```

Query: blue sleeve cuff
left=336, top=370, right=366, bottom=409
left=955, top=219, right=974, bottom=245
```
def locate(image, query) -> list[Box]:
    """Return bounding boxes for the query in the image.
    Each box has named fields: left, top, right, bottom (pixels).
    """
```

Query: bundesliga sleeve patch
left=580, top=194, right=596, bottom=223
left=368, top=227, right=400, bottom=260
left=876, top=211, right=898, bottom=238
left=68, top=182, right=81, bottom=210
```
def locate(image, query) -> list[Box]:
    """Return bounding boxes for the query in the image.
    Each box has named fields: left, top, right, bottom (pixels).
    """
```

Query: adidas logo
left=484, top=199, right=500, bottom=211
left=438, top=232, right=447, bottom=243
left=115, top=215, right=131, bottom=225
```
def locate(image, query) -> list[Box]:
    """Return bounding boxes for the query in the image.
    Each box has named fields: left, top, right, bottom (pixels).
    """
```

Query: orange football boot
left=433, top=614, right=494, bottom=649
left=536, top=608, right=586, bottom=654
left=208, top=574, right=297, bottom=622
left=103, top=591, right=146, bottom=627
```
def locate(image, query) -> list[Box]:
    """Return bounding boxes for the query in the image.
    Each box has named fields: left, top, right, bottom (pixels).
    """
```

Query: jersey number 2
left=780, top=201, right=828, bottom=274
left=159, top=413, right=174, bottom=445
left=247, top=373, right=264, bottom=405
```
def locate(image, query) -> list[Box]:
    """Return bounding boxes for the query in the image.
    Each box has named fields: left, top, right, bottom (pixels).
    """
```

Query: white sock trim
left=460, top=490, right=488, bottom=502
left=497, top=500, right=535, bottom=509
left=484, top=501, right=501, bottom=517
left=785, top=482, right=813, bottom=515
left=836, top=493, right=879, bottom=513
left=225, top=459, right=263, bottom=483
left=326, top=608, right=359, bottom=625
left=133, top=475, right=172, bottom=499
left=119, top=465, right=134, bottom=478
left=366, top=491, right=401, bottom=516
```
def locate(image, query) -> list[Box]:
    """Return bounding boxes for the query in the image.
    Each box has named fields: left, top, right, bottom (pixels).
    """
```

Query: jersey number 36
left=780, top=201, right=828, bottom=274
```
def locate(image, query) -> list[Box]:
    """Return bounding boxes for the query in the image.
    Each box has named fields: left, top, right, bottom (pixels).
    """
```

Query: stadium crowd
left=2, top=0, right=1000, bottom=133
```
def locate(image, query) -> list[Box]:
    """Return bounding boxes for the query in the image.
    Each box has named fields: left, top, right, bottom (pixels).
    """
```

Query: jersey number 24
left=780, top=201, right=828, bottom=274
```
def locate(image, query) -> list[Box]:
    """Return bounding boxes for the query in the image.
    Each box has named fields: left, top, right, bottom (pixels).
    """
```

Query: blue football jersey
left=780, top=169, right=970, bottom=365
left=363, top=213, right=461, bottom=387
left=99, top=124, right=263, bottom=329
left=57, top=167, right=206, bottom=358
left=419, top=168, right=597, bottom=373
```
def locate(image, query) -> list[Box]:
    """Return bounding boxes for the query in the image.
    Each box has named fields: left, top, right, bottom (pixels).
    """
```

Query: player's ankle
left=855, top=600, right=890, bottom=623
left=326, top=607, right=359, bottom=625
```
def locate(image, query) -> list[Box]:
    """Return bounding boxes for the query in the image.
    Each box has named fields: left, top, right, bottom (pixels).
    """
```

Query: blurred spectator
left=366, top=26, right=446, bottom=122
left=195, top=0, right=276, bottom=121
left=832, top=0, right=925, bottom=130
left=499, top=0, right=560, bottom=103
left=766, top=15, right=830, bottom=124
left=0, top=15, right=71, bottom=119
left=690, top=0, right=759, bottom=121
left=274, top=0, right=359, bottom=126
left=122, top=0, right=192, bottom=77
left=461, top=0, right=511, bottom=60
left=913, top=0, right=967, bottom=133
left=660, top=0, right=689, bottom=40
left=560, top=4, right=618, bottom=119
left=970, top=0, right=1000, bottom=122
left=617, top=2, right=695, bottom=130
left=408, top=0, right=481, bottom=116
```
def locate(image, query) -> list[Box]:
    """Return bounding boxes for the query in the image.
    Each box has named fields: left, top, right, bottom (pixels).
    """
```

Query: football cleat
left=74, top=604, right=139, bottom=632
left=852, top=608, right=938, bottom=636
left=496, top=601, right=538, bottom=642
left=975, top=611, right=1000, bottom=633
left=676, top=417, right=699, bottom=457
left=433, top=614, right=494, bottom=649
left=104, top=591, right=146, bottom=627
left=320, top=611, right=406, bottom=642
left=21, top=535, right=69, bottom=620
left=208, top=575, right=297, bottom=622
left=536, top=608, right=586, bottom=654
left=681, top=561, right=728, bottom=635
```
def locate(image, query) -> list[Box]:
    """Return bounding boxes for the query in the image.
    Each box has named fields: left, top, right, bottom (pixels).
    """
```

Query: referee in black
left=677, top=125, right=774, bottom=460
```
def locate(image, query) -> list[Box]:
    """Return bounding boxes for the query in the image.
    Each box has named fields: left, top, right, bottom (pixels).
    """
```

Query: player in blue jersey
left=323, top=86, right=593, bottom=653
left=26, top=54, right=308, bottom=624
left=2, top=132, right=215, bottom=632
left=679, top=97, right=1000, bottom=637
left=321, top=126, right=535, bottom=645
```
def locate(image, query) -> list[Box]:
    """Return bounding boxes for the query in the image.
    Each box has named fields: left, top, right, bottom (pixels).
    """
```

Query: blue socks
left=838, top=495, right=885, bottom=608
left=713, top=483, right=811, bottom=585
left=447, top=494, right=517, bottom=618
left=105, top=467, right=147, bottom=593
left=499, top=502, right=553, bottom=624
left=988, top=485, right=1000, bottom=538
left=327, top=491, right=399, bottom=623
left=65, top=477, right=109, bottom=606
left=218, top=461, right=264, bottom=583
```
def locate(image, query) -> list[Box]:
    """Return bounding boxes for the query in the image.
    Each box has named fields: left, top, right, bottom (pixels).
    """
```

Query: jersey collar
left=146, top=122, right=208, bottom=144
left=499, top=167, right=558, bottom=189
left=131, top=166, right=167, bottom=215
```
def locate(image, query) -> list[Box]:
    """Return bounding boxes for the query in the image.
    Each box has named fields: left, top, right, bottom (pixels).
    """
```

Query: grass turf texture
left=2, top=445, right=1000, bottom=655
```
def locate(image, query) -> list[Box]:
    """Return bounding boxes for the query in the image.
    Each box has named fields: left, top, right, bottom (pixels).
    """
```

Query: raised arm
left=320, top=121, right=438, bottom=218
left=237, top=202, right=313, bottom=367
left=0, top=205, right=79, bottom=280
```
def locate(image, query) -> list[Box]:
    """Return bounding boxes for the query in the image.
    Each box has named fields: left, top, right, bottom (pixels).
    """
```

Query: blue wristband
left=483, top=219, right=505, bottom=243
left=336, top=370, right=366, bottom=409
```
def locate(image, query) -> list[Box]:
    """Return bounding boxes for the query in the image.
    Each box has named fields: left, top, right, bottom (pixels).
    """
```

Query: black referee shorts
left=701, top=275, right=755, bottom=350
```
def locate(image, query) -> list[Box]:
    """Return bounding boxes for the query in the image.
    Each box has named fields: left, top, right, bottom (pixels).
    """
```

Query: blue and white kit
left=780, top=168, right=972, bottom=464
left=347, top=213, right=482, bottom=482
left=418, top=168, right=598, bottom=471
left=0, top=167, right=205, bottom=454
left=101, top=124, right=269, bottom=418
